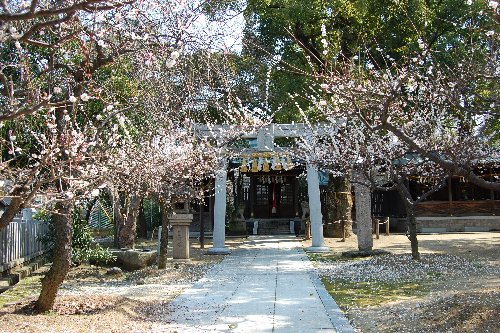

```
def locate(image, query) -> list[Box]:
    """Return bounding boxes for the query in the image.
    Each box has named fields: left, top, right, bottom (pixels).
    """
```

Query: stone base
left=171, top=259, right=191, bottom=263
left=306, top=246, right=330, bottom=253
left=206, top=247, right=231, bottom=255
left=342, top=249, right=390, bottom=258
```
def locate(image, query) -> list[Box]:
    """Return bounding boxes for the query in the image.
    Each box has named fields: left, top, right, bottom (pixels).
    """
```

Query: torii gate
left=196, top=123, right=373, bottom=254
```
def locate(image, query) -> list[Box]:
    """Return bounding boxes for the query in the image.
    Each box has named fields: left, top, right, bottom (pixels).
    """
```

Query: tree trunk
left=396, top=182, right=421, bottom=261
left=353, top=172, right=373, bottom=251
left=1, top=184, right=41, bottom=231
left=0, top=196, right=23, bottom=230
left=84, top=197, right=98, bottom=224
left=304, top=219, right=311, bottom=240
left=109, top=187, right=122, bottom=247
left=136, top=198, right=147, bottom=239
left=35, top=201, right=73, bottom=312
left=158, top=200, right=169, bottom=269
left=117, top=194, right=141, bottom=249
left=406, top=207, right=420, bottom=260
left=325, top=174, right=353, bottom=238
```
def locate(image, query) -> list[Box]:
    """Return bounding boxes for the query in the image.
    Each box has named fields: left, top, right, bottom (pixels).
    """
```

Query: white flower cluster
left=321, top=24, right=328, bottom=55
left=0, top=26, right=22, bottom=42
left=166, top=50, right=181, bottom=69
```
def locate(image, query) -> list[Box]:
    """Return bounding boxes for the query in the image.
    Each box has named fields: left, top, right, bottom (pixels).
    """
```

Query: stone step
left=0, top=286, right=11, bottom=293
left=258, top=227, right=293, bottom=235
left=0, top=255, right=48, bottom=294
left=0, top=275, right=19, bottom=288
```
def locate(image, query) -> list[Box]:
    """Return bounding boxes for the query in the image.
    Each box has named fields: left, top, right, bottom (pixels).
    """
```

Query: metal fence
left=0, top=215, right=49, bottom=273
left=88, top=200, right=113, bottom=231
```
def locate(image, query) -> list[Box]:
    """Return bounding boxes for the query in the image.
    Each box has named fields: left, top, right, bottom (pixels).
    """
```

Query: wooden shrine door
left=252, top=176, right=296, bottom=219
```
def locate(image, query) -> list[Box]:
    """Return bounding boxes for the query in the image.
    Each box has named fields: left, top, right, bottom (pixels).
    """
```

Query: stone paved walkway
left=158, top=236, right=354, bottom=333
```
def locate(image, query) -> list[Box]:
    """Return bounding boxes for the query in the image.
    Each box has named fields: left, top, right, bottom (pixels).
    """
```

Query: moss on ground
left=0, top=272, right=44, bottom=308
left=322, top=277, right=428, bottom=309
left=308, top=252, right=369, bottom=265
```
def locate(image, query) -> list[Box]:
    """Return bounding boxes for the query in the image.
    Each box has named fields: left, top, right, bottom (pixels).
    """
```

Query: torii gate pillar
left=207, top=157, right=230, bottom=255
left=306, top=163, right=329, bottom=253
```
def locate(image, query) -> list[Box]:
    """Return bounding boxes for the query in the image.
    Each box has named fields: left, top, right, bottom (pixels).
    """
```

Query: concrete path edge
left=307, top=257, right=357, bottom=333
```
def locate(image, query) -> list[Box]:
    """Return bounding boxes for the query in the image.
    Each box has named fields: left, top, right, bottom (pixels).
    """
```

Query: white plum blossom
left=488, top=1, right=498, bottom=9
left=166, top=59, right=176, bottom=68
left=69, top=95, right=77, bottom=103
left=321, top=24, right=327, bottom=37
left=80, top=93, right=90, bottom=102
left=54, top=87, right=62, bottom=94
left=170, top=50, right=180, bottom=60
left=118, top=115, right=125, bottom=125
left=417, top=38, right=425, bottom=49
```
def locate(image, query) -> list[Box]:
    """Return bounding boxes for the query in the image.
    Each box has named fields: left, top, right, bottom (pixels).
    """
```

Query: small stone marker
left=170, top=213, right=193, bottom=259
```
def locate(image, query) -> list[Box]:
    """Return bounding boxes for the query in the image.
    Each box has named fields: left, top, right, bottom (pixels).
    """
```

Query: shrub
left=35, top=206, right=116, bottom=266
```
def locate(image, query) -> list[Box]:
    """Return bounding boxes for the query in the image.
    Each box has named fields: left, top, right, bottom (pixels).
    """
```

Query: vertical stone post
left=354, top=172, right=373, bottom=251
left=169, top=214, right=193, bottom=260
left=306, top=163, right=329, bottom=253
left=207, top=157, right=230, bottom=254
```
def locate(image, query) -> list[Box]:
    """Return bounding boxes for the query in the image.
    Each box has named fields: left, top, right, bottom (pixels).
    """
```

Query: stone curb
left=307, top=258, right=356, bottom=333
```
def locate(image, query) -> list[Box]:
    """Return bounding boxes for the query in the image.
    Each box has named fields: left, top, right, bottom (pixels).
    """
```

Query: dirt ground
left=303, top=232, right=500, bottom=333
left=0, top=233, right=498, bottom=333
left=0, top=238, right=244, bottom=333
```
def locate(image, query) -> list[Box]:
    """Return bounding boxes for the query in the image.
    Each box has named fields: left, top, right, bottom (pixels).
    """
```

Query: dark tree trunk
left=35, top=102, right=75, bottom=312
left=158, top=200, right=169, bottom=269
left=1, top=183, right=42, bottom=230
left=35, top=201, right=73, bottom=312
left=117, top=194, right=141, bottom=249
left=84, top=197, right=98, bottom=223
left=304, top=219, right=311, bottom=240
left=0, top=196, right=22, bottom=230
left=199, top=202, right=205, bottom=249
left=109, top=187, right=122, bottom=247
left=325, top=174, right=353, bottom=238
left=407, top=208, right=420, bottom=261
left=396, top=183, right=420, bottom=261
left=136, top=198, right=147, bottom=239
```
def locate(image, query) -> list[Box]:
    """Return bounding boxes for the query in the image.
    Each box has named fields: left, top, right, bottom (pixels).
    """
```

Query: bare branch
left=0, top=99, right=49, bottom=122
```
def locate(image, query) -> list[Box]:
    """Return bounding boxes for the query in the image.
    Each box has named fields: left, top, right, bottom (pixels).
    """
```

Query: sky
left=189, top=8, right=245, bottom=53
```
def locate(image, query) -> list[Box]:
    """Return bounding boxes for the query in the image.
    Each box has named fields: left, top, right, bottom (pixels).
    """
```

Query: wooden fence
left=0, top=217, right=49, bottom=273
left=416, top=200, right=499, bottom=217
